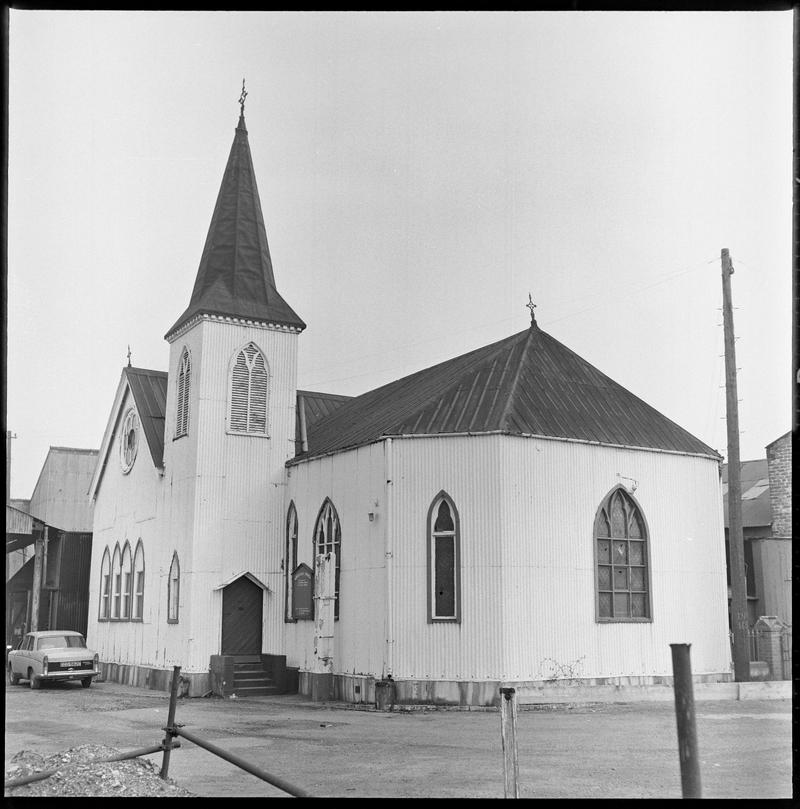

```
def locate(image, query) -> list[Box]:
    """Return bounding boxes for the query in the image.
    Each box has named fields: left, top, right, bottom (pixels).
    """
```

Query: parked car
left=7, top=630, right=100, bottom=689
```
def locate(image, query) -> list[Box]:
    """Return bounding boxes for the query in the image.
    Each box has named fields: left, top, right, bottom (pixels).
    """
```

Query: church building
left=85, top=98, right=732, bottom=706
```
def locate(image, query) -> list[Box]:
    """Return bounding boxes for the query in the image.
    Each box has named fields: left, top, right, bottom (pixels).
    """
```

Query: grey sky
left=7, top=10, right=793, bottom=498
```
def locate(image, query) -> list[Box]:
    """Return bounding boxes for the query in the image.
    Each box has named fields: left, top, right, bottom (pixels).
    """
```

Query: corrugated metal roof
left=293, top=324, right=719, bottom=463
left=166, top=114, right=305, bottom=337
left=721, top=459, right=772, bottom=529
left=295, top=390, right=352, bottom=454
left=125, top=367, right=168, bottom=470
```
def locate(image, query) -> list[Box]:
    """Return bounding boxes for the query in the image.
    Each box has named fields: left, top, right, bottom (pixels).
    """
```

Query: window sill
left=596, top=617, right=652, bottom=624
left=225, top=430, right=271, bottom=438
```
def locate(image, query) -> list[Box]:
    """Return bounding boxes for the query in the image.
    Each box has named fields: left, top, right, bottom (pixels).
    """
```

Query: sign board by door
left=292, top=563, right=314, bottom=620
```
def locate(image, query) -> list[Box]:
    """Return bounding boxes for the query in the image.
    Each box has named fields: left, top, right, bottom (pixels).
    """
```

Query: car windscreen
left=36, top=635, right=87, bottom=650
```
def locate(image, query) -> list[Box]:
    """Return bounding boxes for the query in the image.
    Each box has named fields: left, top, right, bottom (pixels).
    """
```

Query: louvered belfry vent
left=176, top=349, right=191, bottom=437
left=230, top=342, right=269, bottom=434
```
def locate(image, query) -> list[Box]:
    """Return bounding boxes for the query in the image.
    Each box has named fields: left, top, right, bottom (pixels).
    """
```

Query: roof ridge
left=497, top=328, right=536, bottom=430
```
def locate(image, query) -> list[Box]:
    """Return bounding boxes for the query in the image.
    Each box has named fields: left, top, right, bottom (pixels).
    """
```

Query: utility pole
left=6, top=430, right=17, bottom=504
left=720, top=248, right=750, bottom=682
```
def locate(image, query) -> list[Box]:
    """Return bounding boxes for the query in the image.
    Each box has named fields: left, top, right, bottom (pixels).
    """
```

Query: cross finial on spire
left=526, top=293, right=537, bottom=326
left=239, top=78, right=248, bottom=116
left=127, top=345, right=132, bottom=367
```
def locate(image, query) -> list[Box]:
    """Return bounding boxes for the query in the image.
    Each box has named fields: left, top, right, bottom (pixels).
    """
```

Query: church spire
left=166, top=88, right=305, bottom=339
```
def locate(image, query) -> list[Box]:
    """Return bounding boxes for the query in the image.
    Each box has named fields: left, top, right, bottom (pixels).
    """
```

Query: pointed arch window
left=314, top=500, right=341, bottom=619
left=133, top=540, right=145, bottom=621
left=285, top=502, right=299, bottom=621
left=176, top=347, right=191, bottom=438
left=121, top=542, right=133, bottom=620
left=99, top=547, right=111, bottom=620
left=229, top=342, right=269, bottom=435
left=594, top=487, right=651, bottom=622
left=111, top=544, right=122, bottom=619
left=427, top=492, right=461, bottom=623
left=167, top=552, right=180, bottom=624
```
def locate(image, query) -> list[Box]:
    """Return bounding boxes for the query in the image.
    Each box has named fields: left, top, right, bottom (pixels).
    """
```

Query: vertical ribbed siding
left=30, top=449, right=98, bottom=533
left=284, top=445, right=387, bottom=677
left=184, top=321, right=299, bottom=671
left=500, top=436, right=729, bottom=681
left=86, top=383, right=167, bottom=669
left=391, top=435, right=507, bottom=680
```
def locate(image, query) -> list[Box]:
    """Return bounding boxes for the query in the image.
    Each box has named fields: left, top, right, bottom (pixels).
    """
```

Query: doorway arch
left=221, top=575, right=263, bottom=655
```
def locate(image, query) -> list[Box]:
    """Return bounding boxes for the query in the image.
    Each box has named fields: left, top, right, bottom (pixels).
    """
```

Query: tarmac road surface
left=4, top=679, right=793, bottom=799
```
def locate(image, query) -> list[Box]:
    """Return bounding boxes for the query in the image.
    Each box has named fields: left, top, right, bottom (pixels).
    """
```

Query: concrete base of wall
left=99, top=661, right=211, bottom=698
left=300, top=671, right=334, bottom=702
left=298, top=671, right=738, bottom=708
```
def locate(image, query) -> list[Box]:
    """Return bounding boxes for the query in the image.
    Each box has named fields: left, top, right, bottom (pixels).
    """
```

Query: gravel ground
left=4, top=744, right=197, bottom=798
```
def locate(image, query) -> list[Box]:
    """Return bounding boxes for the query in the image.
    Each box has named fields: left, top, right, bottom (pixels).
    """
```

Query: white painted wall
left=284, top=443, right=387, bottom=676
left=86, top=385, right=170, bottom=669
left=285, top=433, right=729, bottom=684
left=497, top=435, right=730, bottom=681
left=161, top=317, right=300, bottom=671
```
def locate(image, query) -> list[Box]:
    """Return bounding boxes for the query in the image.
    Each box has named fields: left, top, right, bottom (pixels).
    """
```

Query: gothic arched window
left=176, top=347, right=191, bottom=438
left=133, top=540, right=145, bottom=620
left=427, top=492, right=461, bottom=623
left=111, top=544, right=122, bottom=619
left=313, top=499, right=341, bottom=619
left=99, top=547, right=111, bottom=621
left=594, top=487, right=651, bottom=622
left=167, top=552, right=180, bottom=624
left=285, top=502, right=298, bottom=621
left=121, top=542, right=133, bottom=620
left=229, top=342, right=269, bottom=434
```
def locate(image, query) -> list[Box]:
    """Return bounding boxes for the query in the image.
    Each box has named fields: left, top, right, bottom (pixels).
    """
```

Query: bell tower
left=161, top=84, right=305, bottom=668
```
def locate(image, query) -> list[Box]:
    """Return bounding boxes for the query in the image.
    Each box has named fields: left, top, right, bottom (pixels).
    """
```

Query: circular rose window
left=120, top=408, right=139, bottom=473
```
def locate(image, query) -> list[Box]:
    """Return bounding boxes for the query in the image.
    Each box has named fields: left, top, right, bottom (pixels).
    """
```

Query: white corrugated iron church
left=86, top=97, right=732, bottom=705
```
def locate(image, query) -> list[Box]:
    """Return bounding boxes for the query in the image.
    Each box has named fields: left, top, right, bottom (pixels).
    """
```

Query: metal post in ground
left=160, top=665, right=181, bottom=779
left=499, top=686, right=520, bottom=798
left=670, top=644, right=702, bottom=798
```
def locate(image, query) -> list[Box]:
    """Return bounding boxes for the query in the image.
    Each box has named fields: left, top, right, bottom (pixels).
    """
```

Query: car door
left=11, top=634, right=32, bottom=675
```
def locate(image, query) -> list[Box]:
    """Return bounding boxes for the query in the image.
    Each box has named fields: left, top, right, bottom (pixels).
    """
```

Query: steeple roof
left=292, top=320, right=720, bottom=462
left=166, top=112, right=305, bottom=339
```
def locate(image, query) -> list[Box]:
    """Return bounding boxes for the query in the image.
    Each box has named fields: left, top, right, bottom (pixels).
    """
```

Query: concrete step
left=233, top=664, right=266, bottom=674
left=232, top=684, right=284, bottom=697
left=235, top=673, right=272, bottom=685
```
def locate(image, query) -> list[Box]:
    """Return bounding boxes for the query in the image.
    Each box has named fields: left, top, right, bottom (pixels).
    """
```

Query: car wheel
left=7, top=665, right=20, bottom=685
left=28, top=669, right=40, bottom=689
left=81, top=677, right=92, bottom=688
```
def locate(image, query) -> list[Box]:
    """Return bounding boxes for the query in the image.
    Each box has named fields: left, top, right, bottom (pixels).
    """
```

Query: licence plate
left=62, top=661, right=81, bottom=667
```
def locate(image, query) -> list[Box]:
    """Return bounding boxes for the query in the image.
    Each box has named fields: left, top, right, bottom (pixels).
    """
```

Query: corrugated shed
left=125, top=367, right=168, bottom=470
left=295, top=324, right=719, bottom=463
left=721, top=459, right=772, bottom=529
left=166, top=113, right=305, bottom=338
left=29, top=447, right=98, bottom=532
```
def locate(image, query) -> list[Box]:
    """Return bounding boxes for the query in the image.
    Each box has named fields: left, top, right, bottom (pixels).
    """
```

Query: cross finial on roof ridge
left=239, top=78, right=248, bottom=116
left=127, top=345, right=132, bottom=367
left=526, top=293, right=537, bottom=327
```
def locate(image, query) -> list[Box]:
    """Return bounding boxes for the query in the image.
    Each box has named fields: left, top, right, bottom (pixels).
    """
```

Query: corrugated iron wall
left=390, top=434, right=508, bottom=680
left=30, top=448, right=97, bottom=532
left=176, top=320, right=300, bottom=671
left=285, top=444, right=388, bottom=676
left=498, top=436, right=730, bottom=681
left=385, top=433, right=729, bottom=682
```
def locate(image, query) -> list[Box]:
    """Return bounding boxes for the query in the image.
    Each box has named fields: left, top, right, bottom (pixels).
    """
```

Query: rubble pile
left=4, top=744, right=196, bottom=797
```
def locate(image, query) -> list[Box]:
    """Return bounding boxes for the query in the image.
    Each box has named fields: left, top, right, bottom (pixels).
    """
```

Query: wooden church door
left=221, top=576, right=263, bottom=655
